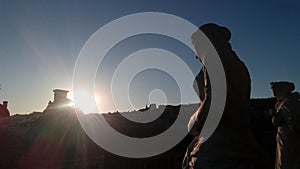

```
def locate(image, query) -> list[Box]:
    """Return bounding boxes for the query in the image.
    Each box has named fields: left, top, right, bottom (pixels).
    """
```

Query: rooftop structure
left=44, top=89, right=72, bottom=111
left=0, top=101, right=10, bottom=117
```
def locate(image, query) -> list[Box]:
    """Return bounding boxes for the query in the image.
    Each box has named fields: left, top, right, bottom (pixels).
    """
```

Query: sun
left=72, top=92, right=100, bottom=114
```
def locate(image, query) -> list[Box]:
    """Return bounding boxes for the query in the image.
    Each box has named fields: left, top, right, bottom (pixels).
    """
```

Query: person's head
left=199, top=23, right=231, bottom=43
left=270, top=81, right=295, bottom=100
left=192, top=23, right=231, bottom=63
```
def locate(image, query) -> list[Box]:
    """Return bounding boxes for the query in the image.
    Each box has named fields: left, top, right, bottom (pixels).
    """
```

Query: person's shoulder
left=283, top=92, right=300, bottom=109
left=287, top=92, right=300, bottom=103
left=291, top=92, right=300, bottom=100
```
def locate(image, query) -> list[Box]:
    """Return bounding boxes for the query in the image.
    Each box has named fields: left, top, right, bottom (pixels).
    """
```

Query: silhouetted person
left=183, top=23, right=264, bottom=169
left=270, top=81, right=300, bottom=169
left=182, top=65, right=210, bottom=168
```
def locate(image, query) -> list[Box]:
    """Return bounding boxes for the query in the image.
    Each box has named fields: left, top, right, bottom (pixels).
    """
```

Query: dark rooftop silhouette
left=0, top=101, right=10, bottom=118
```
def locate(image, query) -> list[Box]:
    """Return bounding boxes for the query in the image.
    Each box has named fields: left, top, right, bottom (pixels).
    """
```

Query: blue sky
left=0, top=0, right=300, bottom=114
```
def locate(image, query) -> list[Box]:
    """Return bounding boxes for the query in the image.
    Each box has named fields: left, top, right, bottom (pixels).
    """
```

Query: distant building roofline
left=53, top=89, right=69, bottom=93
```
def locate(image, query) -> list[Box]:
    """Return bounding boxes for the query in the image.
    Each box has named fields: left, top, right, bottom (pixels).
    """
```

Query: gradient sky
left=1, top=0, right=299, bottom=114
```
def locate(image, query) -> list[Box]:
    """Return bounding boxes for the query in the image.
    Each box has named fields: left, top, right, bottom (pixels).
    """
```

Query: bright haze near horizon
left=1, top=0, right=299, bottom=115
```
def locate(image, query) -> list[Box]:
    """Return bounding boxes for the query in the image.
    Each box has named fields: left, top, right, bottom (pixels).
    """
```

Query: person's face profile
left=195, top=55, right=202, bottom=63
left=272, top=88, right=278, bottom=97
left=195, top=55, right=204, bottom=63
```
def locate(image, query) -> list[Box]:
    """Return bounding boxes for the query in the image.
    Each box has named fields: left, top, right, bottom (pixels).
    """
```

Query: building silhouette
left=0, top=101, right=10, bottom=118
left=44, top=89, right=72, bottom=111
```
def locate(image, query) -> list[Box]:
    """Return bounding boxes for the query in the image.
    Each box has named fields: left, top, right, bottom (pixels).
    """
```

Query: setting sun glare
left=72, top=92, right=100, bottom=114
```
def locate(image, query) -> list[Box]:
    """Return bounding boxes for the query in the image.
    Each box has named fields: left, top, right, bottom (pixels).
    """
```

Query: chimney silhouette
left=3, top=101, right=8, bottom=109
left=53, top=89, right=69, bottom=103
